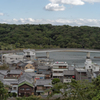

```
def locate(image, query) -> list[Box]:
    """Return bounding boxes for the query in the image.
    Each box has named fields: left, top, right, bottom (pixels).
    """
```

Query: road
left=0, top=48, right=100, bottom=54
left=35, top=48, right=100, bottom=53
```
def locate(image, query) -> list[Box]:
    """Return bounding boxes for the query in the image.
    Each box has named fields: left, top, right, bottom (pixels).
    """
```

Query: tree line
left=0, top=24, right=100, bottom=50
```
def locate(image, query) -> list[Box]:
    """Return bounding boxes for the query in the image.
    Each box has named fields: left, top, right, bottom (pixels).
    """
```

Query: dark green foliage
left=8, top=93, right=12, bottom=97
left=0, top=63, right=9, bottom=70
left=16, top=95, right=43, bottom=100
left=47, top=78, right=100, bottom=100
left=0, top=24, right=100, bottom=49
left=52, top=78, right=60, bottom=84
left=0, top=81, right=8, bottom=100
left=12, top=93, right=17, bottom=97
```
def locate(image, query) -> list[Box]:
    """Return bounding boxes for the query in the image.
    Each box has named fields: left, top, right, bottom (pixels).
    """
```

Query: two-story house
left=52, top=62, right=68, bottom=82
left=16, top=63, right=35, bottom=72
left=23, top=49, right=36, bottom=61
left=35, top=79, right=52, bottom=96
left=18, top=73, right=34, bottom=97
left=5, top=70, right=23, bottom=78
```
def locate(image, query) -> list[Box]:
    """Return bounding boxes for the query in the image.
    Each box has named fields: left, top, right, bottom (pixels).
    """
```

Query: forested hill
left=0, top=24, right=100, bottom=50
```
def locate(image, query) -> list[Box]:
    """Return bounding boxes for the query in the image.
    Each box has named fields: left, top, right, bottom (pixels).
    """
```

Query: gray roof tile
left=63, top=70, right=75, bottom=75
left=35, top=79, right=52, bottom=86
left=8, top=70, right=23, bottom=74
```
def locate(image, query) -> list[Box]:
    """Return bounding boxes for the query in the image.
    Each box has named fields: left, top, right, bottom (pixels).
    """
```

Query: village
left=0, top=49, right=100, bottom=97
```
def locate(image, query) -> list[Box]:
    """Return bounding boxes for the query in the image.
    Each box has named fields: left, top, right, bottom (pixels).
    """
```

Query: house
left=75, top=52, right=100, bottom=81
left=37, top=66, right=51, bottom=72
left=23, top=49, right=36, bottom=61
left=11, top=60, right=23, bottom=67
left=0, top=70, right=8, bottom=81
left=34, top=74, right=45, bottom=82
left=52, top=62, right=68, bottom=82
left=18, top=73, right=34, bottom=97
left=17, top=63, right=35, bottom=72
left=5, top=70, right=23, bottom=78
left=2, top=54, right=24, bottom=64
left=37, top=57, right=54, bottom=66
left=37, top=71, right=51, bottom=79
left=75, top=68, right=88, bottom=80
left=35, top=79, right=52, bottom=95
left=63, top=70, right=75, bottom=83
left=3, top=76, right=18, bottom=94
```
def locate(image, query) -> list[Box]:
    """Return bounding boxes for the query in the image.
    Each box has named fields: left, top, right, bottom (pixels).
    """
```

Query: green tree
left=0, top=81, right=8, bottom=100
left=16, top=95, right=43, bottom=100
left=52, top=78, right=60, bottom=84
left=0, top=63, right=9, bottom=70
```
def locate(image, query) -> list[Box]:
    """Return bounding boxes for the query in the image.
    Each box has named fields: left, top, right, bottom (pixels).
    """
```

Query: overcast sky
left=0, top=0, right=100, bottom=26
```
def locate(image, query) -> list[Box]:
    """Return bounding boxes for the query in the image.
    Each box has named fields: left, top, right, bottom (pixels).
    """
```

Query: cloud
left=49, top=0, right=100, bottom=5
left=45, top=0, right=100, bottom=11
left=49, top=0, right=85, bottom=5
left=0, top=18, right=100, bottom=27
left=45, top=3, right=65, bottom=11
left=0, top=13, right=4, bottom=16
left=83, top=0, right=100, bottom=3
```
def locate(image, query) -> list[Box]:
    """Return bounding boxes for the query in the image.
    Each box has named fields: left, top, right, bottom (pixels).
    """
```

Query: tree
left=0, top=63, right=9, bottom=70
left=52, top=78, right=60, bottom=84
left=48, top=79, right=94, bottom=100
left=0, top=81, right=8, bottom=100
left=16, top=95, right=43, bottom=100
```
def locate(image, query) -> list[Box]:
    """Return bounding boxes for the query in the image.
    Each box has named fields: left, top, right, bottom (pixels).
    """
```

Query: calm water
left=36, top=52, right=100, bottom=67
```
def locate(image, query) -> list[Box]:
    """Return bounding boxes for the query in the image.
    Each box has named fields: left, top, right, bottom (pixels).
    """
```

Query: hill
left=0, top=24, right=100, bottom=50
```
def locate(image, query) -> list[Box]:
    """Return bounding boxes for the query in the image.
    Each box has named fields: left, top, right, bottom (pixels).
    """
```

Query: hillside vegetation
left=0, top=24, right=100, bottom=50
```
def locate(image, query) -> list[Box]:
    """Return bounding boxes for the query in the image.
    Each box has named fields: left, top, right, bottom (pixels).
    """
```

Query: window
left=27, top=52, right=30, bottom=55
left=89, top=66, right=91, bottom=68
left=30, top=66, right=32, bottom=68
left=37, top=86, right=43, bottom=90
left=20, top=88, right=24, bottom=90
left=63, top=66, right=66, bottom=68
left=54, top=71, right=58, bottom=73
left=59, top=66, right=62, bottom=68
left=13, top=87, right=16, bottom=90
left=10, top=58, right=13, bottom=59
left=59, top=71, right=63, bottom=73
left=26, top=88, right=30, bottom=90
left=26, top=67, right=28, bottom=69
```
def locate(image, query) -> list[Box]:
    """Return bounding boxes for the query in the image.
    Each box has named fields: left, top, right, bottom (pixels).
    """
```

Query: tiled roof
left=8, top=70, right=23, bottom=74
left=38, top=66, right=50, bottom=69
left=35, top=79, right=52, bottom=86
left=25, top=72, right=36, bottom=77
left=37, top=71, right=51, bottom=74
left=0, top=70, right=8, bottom=75
left=18, top=63, right=28, bottom=67
left=18, top=81, right=33, bottom=87
left=63, top=70, right=75, bottom=75
left=11, top=60, right=22, bottom=64
left=75, top=68, right=87, bottom=72
left=18, top=73, right=33, bottom=84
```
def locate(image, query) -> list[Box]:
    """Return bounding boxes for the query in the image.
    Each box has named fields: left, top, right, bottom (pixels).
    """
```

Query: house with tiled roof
left=0, top=70, right=8, bottom=81
left=5, top=69, right=23, bottom=78
left=35, top=79, right=52, bottom=96
left=16, top=63, right=35, bottom=72
left=18, top=73, right=34, bottom=97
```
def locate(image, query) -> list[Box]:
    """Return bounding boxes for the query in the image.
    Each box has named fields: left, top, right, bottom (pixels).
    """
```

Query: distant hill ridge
left=0, top=24, right=99, bottom=50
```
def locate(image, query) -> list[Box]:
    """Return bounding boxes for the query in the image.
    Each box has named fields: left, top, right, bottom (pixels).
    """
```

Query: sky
left=0, top=0, right=100, bottom=26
